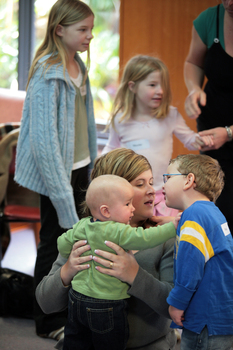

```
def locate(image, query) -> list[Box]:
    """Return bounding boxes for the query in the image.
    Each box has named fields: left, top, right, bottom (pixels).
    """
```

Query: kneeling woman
left=36, top=148, right=177, bottom=350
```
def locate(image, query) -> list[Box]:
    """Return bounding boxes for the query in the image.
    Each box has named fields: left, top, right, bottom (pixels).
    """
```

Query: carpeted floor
left=0, top=316, right=56, bottom=349
left=0, top=226, right=57, bottom=349
left=0, top=226, right=180, bottom=350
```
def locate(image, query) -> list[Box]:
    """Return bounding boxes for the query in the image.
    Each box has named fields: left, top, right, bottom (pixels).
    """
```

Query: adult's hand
left=184, top=89, right=206, bottom=119
left=60, top=240, right=92, bottom=286
left=94, top=241, right=139, bottom=285
left=199, top=127, right=229, bottom=151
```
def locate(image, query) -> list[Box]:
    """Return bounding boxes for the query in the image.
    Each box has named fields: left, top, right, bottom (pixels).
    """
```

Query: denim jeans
left=63, top=289, right=129, bottom=350
left=181, top=326, right=233, bottom=350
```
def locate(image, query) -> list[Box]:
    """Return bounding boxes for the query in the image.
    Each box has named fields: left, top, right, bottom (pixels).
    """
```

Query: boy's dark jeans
left=63, top=289, right=129, bottom=350
left=181, top=326, right=233, bottom=350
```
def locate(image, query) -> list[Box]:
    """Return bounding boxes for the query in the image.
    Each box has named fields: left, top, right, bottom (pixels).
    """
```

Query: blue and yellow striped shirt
left=167, top=201, right=233, bottom=335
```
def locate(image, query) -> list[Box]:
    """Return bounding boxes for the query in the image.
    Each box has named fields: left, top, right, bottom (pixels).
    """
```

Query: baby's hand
left=145, top=215, right=175, bottom=228
left=172, top=212, right=182, bottom=229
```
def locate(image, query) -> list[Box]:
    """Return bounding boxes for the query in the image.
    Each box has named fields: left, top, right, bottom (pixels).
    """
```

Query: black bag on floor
left=0, top=267, right=34, bottom=318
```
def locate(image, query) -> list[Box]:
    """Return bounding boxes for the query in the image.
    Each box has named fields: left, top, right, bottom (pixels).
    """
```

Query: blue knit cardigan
left=15, top=54, right=97, bottom=229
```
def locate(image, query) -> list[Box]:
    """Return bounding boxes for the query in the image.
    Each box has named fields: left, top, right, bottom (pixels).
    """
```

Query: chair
left=0, top=124, right=40, bottom=264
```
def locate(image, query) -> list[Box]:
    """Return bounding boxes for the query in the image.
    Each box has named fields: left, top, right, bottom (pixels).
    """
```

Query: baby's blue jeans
left=63, top=289, right=129, bottom=350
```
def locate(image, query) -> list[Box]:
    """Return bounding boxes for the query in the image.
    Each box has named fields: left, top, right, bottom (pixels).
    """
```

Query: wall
left=0, top=88, right=25, bottom=123
left=119, top=0, right=220, bottom=157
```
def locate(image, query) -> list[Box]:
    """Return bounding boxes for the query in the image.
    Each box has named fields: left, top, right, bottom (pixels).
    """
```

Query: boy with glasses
left=163, top=154, right=233, bottom=350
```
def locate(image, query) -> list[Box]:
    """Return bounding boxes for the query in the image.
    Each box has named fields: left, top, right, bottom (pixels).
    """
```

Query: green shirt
left=57, top=217, right=176, bottom=300
left=194, top=4, right=225, bottom=49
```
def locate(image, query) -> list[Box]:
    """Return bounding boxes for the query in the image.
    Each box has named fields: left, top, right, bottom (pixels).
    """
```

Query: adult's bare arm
left=184, top=26, right=208, bottom=119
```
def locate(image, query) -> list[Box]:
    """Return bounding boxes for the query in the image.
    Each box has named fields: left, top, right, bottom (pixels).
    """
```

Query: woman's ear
left=184, top=173, right=196, bottom=190
left=128, top=81, right=136, bottom=92
left=100, top=205, right=111, bottom=219
left=55, top=24, right=63, bottom=37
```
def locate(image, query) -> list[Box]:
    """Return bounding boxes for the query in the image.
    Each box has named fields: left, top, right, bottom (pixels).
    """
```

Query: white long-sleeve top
left=103, top=106, right=198, bottom=191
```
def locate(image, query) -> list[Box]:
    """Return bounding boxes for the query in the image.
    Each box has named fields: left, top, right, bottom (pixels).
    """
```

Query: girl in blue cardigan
left=15, top=0, right=97, bottom=340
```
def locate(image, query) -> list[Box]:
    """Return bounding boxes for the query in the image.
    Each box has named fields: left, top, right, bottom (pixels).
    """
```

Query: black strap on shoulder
left=216, top=4, right=220, bottom=40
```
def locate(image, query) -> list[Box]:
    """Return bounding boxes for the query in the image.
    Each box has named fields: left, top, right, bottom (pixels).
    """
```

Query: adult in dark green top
left=184, top=1, right=233, bottom=235
left=36, top=148, right=178, bottom=350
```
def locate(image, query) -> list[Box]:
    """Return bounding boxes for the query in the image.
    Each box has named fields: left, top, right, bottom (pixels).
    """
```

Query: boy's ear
left=184, top=173, right=196, bottom=190
left=100, top=205, right=111, bottom=219
left=55, top=24, right=63, bottom=37
left=128, top=81, right=136, bottom=92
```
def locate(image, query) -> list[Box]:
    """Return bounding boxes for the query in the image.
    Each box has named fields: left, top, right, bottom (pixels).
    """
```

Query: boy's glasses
left=163, top=173, right=188, bottom=184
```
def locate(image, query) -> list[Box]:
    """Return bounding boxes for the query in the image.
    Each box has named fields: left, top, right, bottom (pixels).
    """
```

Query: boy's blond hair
left=170, top=154, right=224, bottom=203
left=108, top=55, right=172, bottom=129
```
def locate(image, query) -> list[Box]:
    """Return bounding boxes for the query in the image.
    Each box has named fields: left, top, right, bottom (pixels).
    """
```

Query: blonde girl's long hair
left=26, top=0, right=94, bottom=89
left=109, top=55, right=172, bottom=128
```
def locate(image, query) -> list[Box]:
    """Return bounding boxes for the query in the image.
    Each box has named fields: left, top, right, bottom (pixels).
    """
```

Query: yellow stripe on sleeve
left=180, top=221, right=214, bottom=262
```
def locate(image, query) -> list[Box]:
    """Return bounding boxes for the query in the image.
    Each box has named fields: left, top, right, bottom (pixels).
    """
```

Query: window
left=0, top=0, right=19, bottom=89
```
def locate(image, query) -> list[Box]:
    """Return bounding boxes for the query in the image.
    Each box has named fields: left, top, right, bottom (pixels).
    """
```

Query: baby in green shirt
left=58, top=174, right=178, bottom=350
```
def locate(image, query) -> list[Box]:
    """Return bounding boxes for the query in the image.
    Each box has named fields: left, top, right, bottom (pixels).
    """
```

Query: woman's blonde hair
left=26, top=0, right=93, bottom=89
left=91, top=148, right=152, bottom=182
left=108, top=55, right=172, bottom=128
left=82, top=148, right=152, bottom=215
left=170, top=154, right=224, bottom=203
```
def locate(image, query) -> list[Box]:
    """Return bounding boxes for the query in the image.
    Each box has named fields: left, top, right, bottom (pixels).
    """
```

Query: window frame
left=18, top=0, right=35, bottom=90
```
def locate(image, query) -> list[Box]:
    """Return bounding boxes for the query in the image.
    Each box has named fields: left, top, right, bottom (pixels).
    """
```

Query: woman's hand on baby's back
left=94, top=241, right=139, bottom=285
left=60, top=240, right=92, bottom=286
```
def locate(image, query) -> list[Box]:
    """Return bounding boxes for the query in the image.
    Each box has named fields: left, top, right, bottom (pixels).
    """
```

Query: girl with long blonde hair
left=15, top=0, right=97, bottom=340
left=103, top=55, right=212, bottom=216
left=36, top=148, right=179, bottom=349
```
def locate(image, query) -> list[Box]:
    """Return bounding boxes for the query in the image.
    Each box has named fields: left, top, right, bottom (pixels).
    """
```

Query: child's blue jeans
left=63, top=289, right=129, bottom=350
left=181, top=326, right=233, bottom=350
